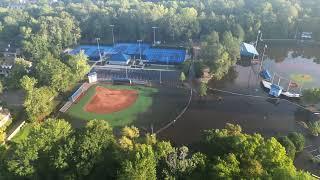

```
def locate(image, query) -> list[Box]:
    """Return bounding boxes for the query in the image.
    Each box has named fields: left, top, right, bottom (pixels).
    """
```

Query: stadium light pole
left=152, top=26, right=158, bottom=45
left=95, top=38, right=102, bottom=61
left=110, top=24, right=115, bottom=45
left=137, top=39, right=143, bottom=60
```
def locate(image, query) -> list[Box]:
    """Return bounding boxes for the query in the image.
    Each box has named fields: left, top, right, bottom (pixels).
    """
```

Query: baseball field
left=66, top=83, right=158, bottom=127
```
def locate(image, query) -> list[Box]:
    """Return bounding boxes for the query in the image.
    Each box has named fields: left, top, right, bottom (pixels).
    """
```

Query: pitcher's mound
left=85, top=86, right=138, bottom=114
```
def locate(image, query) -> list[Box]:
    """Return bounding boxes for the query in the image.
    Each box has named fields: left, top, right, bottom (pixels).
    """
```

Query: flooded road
left=158, top=43, right=320, bottom=174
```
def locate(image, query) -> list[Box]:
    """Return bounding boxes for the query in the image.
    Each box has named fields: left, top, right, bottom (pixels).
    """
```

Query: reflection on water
left=158, top=43, right=320, bottom=174
left=263, top=44, right=320, bottom=88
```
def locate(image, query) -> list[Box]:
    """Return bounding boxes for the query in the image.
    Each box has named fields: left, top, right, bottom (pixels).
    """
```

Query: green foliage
left=67, top=51, right=90, bottom=82
left=307, top=120, right=320, bottom=136
left=277, top=136, right=296, bottom=160
left=303, top=88, right=320, bottom=104
left=200, top=31, right=239, bottom=80
left=6, top=119, right=72, bottom=177
left=288, top=132, right=305, bottom=153
left=199, top=82, right=207, bottom=97
left=118, top=143, right=157, bottom=180
left=180, top=72, right=186, bottom=82
left=35, top=54, right=74, bottom=92
left=0, top=80, right=3, bottom=94
left=200, top=123, right=307, bottom=179
left=21, top=76, right=57, bottom=122
left=2, top=120, right=313, bottom=179
left=6, top=58, right=31, bottom=89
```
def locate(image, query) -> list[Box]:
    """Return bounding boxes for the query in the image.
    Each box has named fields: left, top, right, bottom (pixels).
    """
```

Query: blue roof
left=110, top=53, right=130, bottom=62
left=240, top=42, right=259, bottom=57
left=114, top=43, right=150, bottom=55
left=70, top=45, right=115, bottom=61
left=70, top=43, right=187, bottom=64
left=144, top=48, right=186, bottom=64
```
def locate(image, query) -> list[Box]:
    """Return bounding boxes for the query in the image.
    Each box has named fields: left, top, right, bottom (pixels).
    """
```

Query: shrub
left=288, top=132, right=305, bottom=152
left=277, top=136, right=296, bottom=160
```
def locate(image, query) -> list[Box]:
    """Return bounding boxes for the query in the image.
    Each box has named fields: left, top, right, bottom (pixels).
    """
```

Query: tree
left=0, top=128, right=6, bottom=143
left=0, top=81, right=3, bottom=94
left=67, top=51, right=90, bottom=82
left=199, top=82, right=207, bottom=97
left=180, top=72, right=186, bottom=83
left=200, top=124, right=309, bottom=179
left=277, top=136, right=296, bottom=160
left=21, top=76, right=57, bottom=122
left=288, top=132, right=305, bottom=152
left=118, top=143, right=157, bottom=180
left=35, top=54, right=74, bottom=92
left=212, top=153, right=240, bottom=178
left=6, top=58, right=32, bottom=89
left=20, top=75, right=37, bottom=92
left=6, top=119, right=72, bottom=177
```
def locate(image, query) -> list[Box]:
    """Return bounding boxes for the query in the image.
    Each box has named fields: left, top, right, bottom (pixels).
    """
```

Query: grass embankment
left=10, top=123, right=33, bottom=143
left=66, top=84, right=157, bottom=127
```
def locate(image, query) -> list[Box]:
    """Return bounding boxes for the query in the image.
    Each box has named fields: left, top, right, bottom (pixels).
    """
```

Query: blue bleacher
left=70, top=43, right=187, bottom=64
left=144, top=48, right=186, bottom=64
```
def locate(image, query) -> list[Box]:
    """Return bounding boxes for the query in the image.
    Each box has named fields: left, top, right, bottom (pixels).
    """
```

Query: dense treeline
left=0, top=121, right=312, bottom=179
left=0, top=0, right=319, bottom=81
left=0, top=0, right=319, bottom=50
left=0, top=0, right=319, bottom=178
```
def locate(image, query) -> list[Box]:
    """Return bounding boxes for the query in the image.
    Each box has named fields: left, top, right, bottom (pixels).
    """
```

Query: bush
left=308, top=120, right=320, bottom=136
left=277, top=136, right=296, bottom=160
left=288, top=132, right=305, bottom=152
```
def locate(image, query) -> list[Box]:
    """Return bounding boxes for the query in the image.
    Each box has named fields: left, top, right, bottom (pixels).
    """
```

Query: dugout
left=112, top=78, right=132, bottom=85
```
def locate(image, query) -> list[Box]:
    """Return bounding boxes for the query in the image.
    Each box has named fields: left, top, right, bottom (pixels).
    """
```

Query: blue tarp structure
left=113, top=43, right=150, bottom=55
left=110, top=53, right=130, bottom=62
left=70, top=45, right=115, bottom=61
left=240, top=42, right=259, bottom=57
left=144, top=48, right=186, bottom=64
left=260, top=69, right=272, bottom=81
left=269, top=84, right=283, bottom=97
left=70, top=43, right=187, bottom=64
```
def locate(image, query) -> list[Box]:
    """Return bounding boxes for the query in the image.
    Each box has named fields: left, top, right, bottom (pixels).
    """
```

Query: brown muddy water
left=158, top=43, right=320, bottom=175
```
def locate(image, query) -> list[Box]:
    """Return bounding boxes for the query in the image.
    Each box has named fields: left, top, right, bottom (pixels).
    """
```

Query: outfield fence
left=60, top=82, right=93, bottom=113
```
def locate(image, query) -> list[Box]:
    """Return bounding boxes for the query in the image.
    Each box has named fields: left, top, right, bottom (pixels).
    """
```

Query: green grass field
left=66, top=84, right=158, bottom=127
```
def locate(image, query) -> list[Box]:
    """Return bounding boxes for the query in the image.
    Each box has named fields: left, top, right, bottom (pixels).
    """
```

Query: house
left=240, top=42, right=259, bottom=57
left=0, top=107, right=11, bottom=128
left=108, top=53, right=131, bottom=65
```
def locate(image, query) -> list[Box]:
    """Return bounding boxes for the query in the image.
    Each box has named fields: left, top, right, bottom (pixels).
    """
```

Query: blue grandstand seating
left=70, top=43, right=187, bottom=64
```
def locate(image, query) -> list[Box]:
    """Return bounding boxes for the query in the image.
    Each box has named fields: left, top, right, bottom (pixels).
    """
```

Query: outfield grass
left=66, top=84, right=158, bottom=127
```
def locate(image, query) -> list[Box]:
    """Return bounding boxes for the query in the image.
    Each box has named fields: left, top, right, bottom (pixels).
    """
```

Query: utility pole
left=95, top=38, right=102, bottom=61
left=110, top=25, right=115, bottom=45
left=152, top=26, right=158, bottom=45
left=259, top=44, right=268, bottom=71
left=137, top=39, right=142, bottom=60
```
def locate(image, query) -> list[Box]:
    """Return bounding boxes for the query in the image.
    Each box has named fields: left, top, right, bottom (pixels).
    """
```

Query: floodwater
left=158, top=43, right=320, bottom=174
